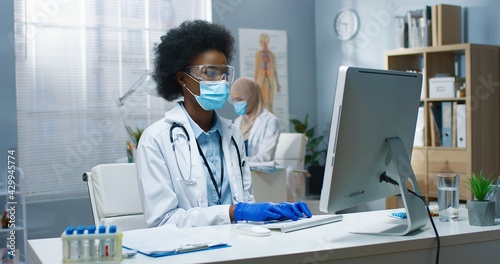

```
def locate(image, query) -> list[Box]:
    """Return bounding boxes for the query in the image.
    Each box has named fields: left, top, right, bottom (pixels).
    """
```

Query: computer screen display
left=319, top=66, right=428, bottom=235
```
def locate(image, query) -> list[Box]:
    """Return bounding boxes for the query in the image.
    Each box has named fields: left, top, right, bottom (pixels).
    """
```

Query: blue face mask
left=184, top=80, right=230, bottom=110
left=233, top=101, right=247, bottom=116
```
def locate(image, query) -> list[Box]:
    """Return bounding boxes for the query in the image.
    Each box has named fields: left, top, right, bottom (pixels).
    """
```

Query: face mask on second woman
left=233, top=101, right=247, bottom=116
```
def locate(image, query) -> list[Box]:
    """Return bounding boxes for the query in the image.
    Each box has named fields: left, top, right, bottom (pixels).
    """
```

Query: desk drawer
left=427, top=149, right=468, bottom=173
left=411, top=148, right=427, bottom=171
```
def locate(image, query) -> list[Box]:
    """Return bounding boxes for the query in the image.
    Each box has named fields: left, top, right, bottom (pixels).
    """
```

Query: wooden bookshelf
left=384, top=43, right=500, bottom=207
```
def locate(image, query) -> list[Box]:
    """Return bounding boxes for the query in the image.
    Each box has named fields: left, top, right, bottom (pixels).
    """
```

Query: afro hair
left=152, top=20, right=235, bottom=101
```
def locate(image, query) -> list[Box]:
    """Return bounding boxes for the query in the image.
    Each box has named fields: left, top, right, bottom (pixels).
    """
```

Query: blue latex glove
left=234, top=202, right=285, bottom=222
left=276, top=201, right=313, bottom=221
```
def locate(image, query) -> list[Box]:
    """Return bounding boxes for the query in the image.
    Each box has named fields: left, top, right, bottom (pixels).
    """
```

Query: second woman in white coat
left=230, top=77, right=281, bottom=162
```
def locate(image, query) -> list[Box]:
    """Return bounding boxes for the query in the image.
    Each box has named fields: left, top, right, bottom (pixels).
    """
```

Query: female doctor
left=135, top=20, right=311, bottom=228
left=230, top=77, right=280, bottom=162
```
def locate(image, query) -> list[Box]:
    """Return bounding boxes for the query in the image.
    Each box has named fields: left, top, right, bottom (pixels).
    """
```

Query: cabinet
left=0, top=167, right=27, bottom=263
left=384, top=43, right=500, bottom=204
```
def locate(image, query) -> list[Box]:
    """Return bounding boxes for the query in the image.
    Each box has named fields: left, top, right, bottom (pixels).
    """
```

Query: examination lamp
left=116, top=71, right=157, bottom=107
left=115, top=70, right=158, bottom=152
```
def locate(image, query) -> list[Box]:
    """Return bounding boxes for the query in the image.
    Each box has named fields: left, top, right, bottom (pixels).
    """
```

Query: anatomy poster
left=238, top=28, right=289, bottom=132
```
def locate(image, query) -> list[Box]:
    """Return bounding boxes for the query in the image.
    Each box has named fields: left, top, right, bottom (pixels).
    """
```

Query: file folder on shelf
left=452, top=102, right=457, bottom=147
left=429, top=102, right=442, bottom=146
left=456, top=104, right=466, bottom=148
left=441, top=102, right=453, bottom=147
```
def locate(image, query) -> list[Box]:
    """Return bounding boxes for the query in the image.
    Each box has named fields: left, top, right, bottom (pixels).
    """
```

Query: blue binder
left=441, top=102, right=453, bottom=147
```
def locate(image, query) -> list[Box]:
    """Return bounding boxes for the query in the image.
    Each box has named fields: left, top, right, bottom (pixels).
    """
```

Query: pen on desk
left=122, top=248, right=137, bottom=258
left=176, top=243, right=209, bottom=253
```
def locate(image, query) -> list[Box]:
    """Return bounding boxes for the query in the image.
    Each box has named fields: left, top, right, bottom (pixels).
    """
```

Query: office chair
left=275, top=133, right=310, bottom=202
left=82, top=163, right=148, bottom=231
left=274, top=133, right=308, bottom=172
left=252, top=133, right=309, bottom=202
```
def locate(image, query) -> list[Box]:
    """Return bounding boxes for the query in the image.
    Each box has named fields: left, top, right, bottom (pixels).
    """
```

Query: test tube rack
left=61, top=225, right=122, bottom=263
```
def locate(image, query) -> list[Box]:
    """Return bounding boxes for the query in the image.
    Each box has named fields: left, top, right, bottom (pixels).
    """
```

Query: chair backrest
left=274, top=133, right=307, bottom=170
left=83, top=163, right=148, bottom=231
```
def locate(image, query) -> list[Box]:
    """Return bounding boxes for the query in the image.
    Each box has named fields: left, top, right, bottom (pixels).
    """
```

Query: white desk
left=29, top=208, right=500, bottom=264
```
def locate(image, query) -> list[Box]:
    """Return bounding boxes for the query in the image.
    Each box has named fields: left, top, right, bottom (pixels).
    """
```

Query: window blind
left=14, top=0, right=212, bottom=203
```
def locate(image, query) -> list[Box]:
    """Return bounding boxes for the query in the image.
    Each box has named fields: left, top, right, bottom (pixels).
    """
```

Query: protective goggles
left=184, top=65, right=235, bottom=84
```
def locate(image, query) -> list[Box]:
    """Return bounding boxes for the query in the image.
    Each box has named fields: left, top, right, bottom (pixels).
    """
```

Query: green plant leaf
left=130, top=127, right=145, bottom=147
left=465, top=170, right=495, bottom=201
left=290, top=119, right=306, bottom=133
left=308, top=136, right=324, bottom=149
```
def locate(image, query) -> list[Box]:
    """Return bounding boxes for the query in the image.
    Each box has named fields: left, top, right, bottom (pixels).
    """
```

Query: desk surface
left=29, top=208, right=500, bottom=264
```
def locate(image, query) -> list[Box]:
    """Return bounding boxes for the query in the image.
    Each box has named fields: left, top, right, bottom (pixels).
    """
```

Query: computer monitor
left=319, top=66, right=428, bottom=235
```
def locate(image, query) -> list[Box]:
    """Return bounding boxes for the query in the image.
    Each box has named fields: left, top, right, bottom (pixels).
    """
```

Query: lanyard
left=196, top=139, right=224, bottom=204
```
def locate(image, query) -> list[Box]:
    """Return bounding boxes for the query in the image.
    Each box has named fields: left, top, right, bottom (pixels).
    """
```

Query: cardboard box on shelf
left=429, top=77, right=464, bottom=98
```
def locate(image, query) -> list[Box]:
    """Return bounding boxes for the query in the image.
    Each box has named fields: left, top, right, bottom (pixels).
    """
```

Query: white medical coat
left=234, top=109, right=280, bottom=162
left=136, top=103, right=254, bottom=228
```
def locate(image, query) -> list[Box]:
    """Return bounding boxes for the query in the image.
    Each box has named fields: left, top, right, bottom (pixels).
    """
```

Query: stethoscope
left=169, top=122, right=244, bottom=191
left=169, top=122, right=192, bottom=183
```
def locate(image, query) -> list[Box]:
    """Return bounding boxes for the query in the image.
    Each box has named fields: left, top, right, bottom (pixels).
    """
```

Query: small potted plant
left=465, top=170, right=498, bottom=226
left=130, top=127, right=144, bottom=148
left=125, top=126, right=144, bottom=162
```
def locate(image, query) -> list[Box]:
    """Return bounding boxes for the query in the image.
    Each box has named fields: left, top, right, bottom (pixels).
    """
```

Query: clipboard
left=122, top=224, right=229, bottom=257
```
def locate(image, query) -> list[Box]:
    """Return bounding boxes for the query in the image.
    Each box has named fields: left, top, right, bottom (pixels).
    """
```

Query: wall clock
left=334, top=9, right=360, bottom=41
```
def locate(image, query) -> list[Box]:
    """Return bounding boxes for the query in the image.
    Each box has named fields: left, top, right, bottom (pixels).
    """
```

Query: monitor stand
left=349, top=137, right=429, bottom=236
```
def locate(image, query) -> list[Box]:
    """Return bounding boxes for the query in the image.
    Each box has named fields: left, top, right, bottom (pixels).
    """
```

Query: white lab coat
left=136, top=103, right=254, bottom=228
left=234, top=109, right=280, bottom=162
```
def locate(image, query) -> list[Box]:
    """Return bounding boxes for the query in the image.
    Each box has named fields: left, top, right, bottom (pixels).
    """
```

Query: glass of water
left=437, top=173, right=460, bottom=222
